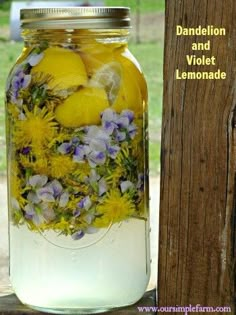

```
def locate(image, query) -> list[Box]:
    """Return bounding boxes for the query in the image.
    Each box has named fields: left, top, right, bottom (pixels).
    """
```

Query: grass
left=0, top=10, right=9, bottom=25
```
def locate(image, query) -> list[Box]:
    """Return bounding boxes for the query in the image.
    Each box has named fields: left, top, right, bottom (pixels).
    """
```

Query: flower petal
left=36, top=187, right=55, bottom=202
left=28, top=175, right=48, bottom=188
left=115, top=130, right=126, bottom=142
left=59, top=192, right=69, bottom=207
left=57, top=142, right=72, bottom=154
left=41, top=204, right=56, bottom=222
left=108, top=145, right=120, bottom=159
left=98, top=177, right=107, bottom=196
left=89, top=138, right=107, bottom=152
left=11, top=198, right=20, bottom=211
left=84, top=213, right=94, bottom=224
left=85, top=226, right=99, bottom=234
left=27, top=192, right=41, bottom=204
left=78, top=196, right=92, bottom=210
left=88, top=151, right=106, bottom=166
left=121, top=110, right=134, bottom=123
left=101, top=108, right=118, bottom=123
left=117, top=116, right=129, bottom=128
left=22, top=75, right=31, bottom=89
left=49, top=180, right=63, bottom=197
left=72, top=230, right=84, bottom=240
left=120, top=180, right=134, bottom=193
left=28, top=53, right=44, bottom=67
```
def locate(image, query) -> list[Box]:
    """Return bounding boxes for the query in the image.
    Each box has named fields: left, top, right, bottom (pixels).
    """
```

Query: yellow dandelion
left=64, top=178, right=89, bottom=195
left=105, top=165, right=123, bottom=188
left=7, top=103, right=20, bottom=119
left=54, top=217, right=71, bottom=234
left=73, top=162, right=91, bottom=181
left=19, top=154, right=49, bottom=175
left=14, top=106, right=57, bottom=151
left=94, top=190, right=135, bottom=228
left=10, top=162, right=26, bottom=207
left=49, top=155, right=76, bottom=179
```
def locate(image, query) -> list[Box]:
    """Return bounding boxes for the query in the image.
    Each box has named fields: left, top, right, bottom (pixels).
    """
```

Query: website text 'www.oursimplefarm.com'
left=137, top=305, right=231, bottom=314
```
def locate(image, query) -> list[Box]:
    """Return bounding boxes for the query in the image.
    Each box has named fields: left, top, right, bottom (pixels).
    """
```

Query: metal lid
left=20, top=7, right=131, bottom=29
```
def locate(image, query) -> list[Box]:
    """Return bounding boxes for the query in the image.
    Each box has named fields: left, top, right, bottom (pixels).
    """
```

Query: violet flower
left=24, top=203, right=45, bottom=226
left=120, top=180, right=134, bottom=193
left=85, top=170, right=107, bottom=196
left=11, top=69, right=31, bottom=105
left=72, top=230, right=85, bottom=240
left=77, top=196, right=92, bottom=210
left=58, top=142, right=73, bottom=154
left=27, top=53, right=44, bottom=67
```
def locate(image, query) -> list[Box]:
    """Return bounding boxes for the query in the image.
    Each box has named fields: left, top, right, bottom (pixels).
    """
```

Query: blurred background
left=0, top=0, right=164, bottom=293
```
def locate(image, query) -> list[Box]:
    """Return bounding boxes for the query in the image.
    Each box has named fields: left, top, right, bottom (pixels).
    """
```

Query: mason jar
left=5, top=7, right=150, bottom=314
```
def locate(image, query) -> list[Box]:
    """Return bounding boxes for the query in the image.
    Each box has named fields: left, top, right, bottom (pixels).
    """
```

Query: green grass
left=0, top=39, right=163, bottom=176
left=0, top=0, right=11, bottom=11
left=105, top=0, right=165, bottom=12
left=0, top=10, right=9, bottom=26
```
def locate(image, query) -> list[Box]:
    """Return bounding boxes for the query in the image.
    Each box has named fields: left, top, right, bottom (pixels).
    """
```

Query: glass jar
left=5, top=7, right=150, bottom=314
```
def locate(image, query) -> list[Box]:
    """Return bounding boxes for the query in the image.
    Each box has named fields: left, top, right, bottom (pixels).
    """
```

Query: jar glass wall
left=5, top=7, right=150, bottom=314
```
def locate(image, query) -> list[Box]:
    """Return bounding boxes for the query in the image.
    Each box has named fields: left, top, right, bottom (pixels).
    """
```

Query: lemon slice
left=80, top=40, right=126, bottom=77
left=55, top=87, right=109, bottom=128
left=31, top=47, right=87, bottom=90
left=115, top=48, right=148, bottom=104
left=88, top=62, right=122, bottom=105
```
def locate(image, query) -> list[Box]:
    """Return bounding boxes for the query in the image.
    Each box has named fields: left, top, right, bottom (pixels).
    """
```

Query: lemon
left=80, top=49, right=113, bottom=78
left=112, top=64, right=143, bottom=115
left=115, top=49, right=148, bottom=104
left=31, top=47, right=87, bottom=90
left=80, top=39, right=126, bottom=77
left=55, top=87, right=109, bottom=128
left=88, top=59, right=142, bottom=115
left=88, top=62, right=122, bottom=105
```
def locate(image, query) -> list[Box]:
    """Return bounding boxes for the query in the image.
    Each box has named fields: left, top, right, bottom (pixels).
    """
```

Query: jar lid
left=20, top=7, right=131, bottom=29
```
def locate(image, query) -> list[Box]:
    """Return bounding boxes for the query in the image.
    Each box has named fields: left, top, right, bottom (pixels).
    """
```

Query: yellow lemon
left=31, top=47, right=87, bottom=90
left=115, top=48, right=148, bottom=104
left=111, top=65, right=143, bottom=116
left=80, top=39, right=126, bottom=77
left=55, top=87, right=109, bottom=128
left=80, top=49, right=113, bottom=78
left=88, top=62, right=122, bottom=105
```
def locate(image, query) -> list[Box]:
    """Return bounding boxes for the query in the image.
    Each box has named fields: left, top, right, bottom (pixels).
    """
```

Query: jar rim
left=20, top=6, right=131, bottom=30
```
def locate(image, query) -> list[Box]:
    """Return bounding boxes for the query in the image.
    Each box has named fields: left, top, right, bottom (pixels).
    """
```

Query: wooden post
left=158, top=0, right=236, bottom=311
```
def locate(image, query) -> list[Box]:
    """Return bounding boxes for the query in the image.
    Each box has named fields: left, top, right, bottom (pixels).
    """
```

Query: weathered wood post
left=158, top=0, right=236, bottom=311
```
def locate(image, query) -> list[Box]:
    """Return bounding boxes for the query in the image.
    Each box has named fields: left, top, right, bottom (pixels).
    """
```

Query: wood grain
left=0, top=290, right=156, bottom=315
left=158, top=0, right=236, bottom=312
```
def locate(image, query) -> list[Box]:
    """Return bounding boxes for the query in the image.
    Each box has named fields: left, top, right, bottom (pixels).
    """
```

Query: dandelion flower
left=20, top=154, right=49, bottom=175
left=49, top=155, right=76, bottom=179
left=73, top=162, right=91, bottom=181
left=94, top=190, right=135, bottom=228
left=10, top=162, right=26, bottom=208
left=15, top=106, right=57, bottom=152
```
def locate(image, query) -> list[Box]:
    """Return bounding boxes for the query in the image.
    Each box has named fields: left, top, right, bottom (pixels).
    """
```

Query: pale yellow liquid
left=10, top=218, right=150, bottom=313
